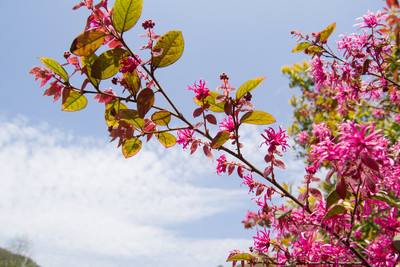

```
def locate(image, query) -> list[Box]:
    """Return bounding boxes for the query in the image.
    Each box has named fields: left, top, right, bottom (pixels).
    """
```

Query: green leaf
left=210, top=131, right=230, bottom=149
left=156, top=132, right=176, bottom=148
left=137, top=88, right=155, bottom=118
left=324, top=204, right=346, bottom=220
left=236, top=77, right=265, bottom=100
left=292, top=42, right=311, bottom=53
left=118, top=109, right=144, bottom=130
left=105, top=100, right=128, bottom=127
left=226, top=253, right=253, bottom=262
left=123, top=70, right=141, bottom=96
left=372, top=192, right=400, bottom=209
left=40, top=57, right=69, bottom=82
left=306, top=45, right=323, bottom=54
left=82, top=54, right=101, bottom=87
left=326, top=190, right=340, bottom=209
left=70, top=29, right=106, bottom=56
left=122, top=137, right=142, bottom=158
left=112, top=0, right=143, bottom=33
left=240, top=110, right=276, bottom=125
left=92, top=48, right=129, bottom=80
left=62, top=88, right=88, bottom=112
left=151, top=110, right=171, bottom=126
left=194, top=91, right=225, bottom=112
left=152, top=31, right=184, bottom=68
left=319, top=22, right=336, bottom=43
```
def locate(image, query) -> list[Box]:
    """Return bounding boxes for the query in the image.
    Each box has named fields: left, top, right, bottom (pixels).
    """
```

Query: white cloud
left=0, top=117, right=251, bottom=267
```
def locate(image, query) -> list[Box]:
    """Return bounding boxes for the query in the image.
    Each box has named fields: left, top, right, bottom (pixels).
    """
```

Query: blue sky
left=0, top=0, right=383, bottom=266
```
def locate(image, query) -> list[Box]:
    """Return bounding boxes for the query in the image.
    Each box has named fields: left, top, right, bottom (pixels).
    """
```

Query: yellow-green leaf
left=105, top=100, right=128, bottom=127
left=240, top=110, right=276, bottom=125
left=112, top=0, right=143, bottom=33
left=194, top=91, right=225, bottom=112
left=40, top=57, right=69, bottom=82
left=324, top=204, right=346, bottom=220
left=319, top=22, right=336, bottom=43
left=156, top=132, right=176, bottom=148
left=152, top=31, right=184, bottom=68
left=226, top=253, right=253, bottom=262
left=236, top=77, right=265, bottom=100
left=82, top=54, right=101, bottom=87
left=92, top=48, right=129, bottom=80
left=292, top=42, right=311, bottom=53
left=122, top=137, right=142, bottom=158
left=151, top=110, right=171, bottom=126
left=119, top=109, right=144, bottom=130
left=62, top=88, right=88, bottom=112
left=70, top=29, right=106, bottom=56
left=123, top=70, right=141, bottom=96
left=326, top=190, right=340, bottom=209
left=210, top=131, right=230, bottom=149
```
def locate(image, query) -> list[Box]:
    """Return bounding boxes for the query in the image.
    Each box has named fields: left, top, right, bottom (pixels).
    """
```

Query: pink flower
left=120, top=56, right=141, bottom=73
left=312, top=123, right=331, bottom=141
left=219, top=116, right=235, bottom=132
left=176, top=129, right=194, bottom=149
left=372, top=109, right=386, bottom=119
left=242, top=174, right=256, bottom=192
left=94, top=89, right=116, bottom=104
left=355, top=10, right=386, bottom=29
left=261, top=127, right=289, bottom=154
left=296, top=131, right=309, bottom=145
left=253, top=229, right=271, bottom=253
left=216, top=154, right=227, bottom=175
left=30, top=67, right=53, bottom=87
left=188, top=80, right=210, bottom=101
left=310, top=56, right=327, bottom=91
left=394, top=114, right=400, bottom=123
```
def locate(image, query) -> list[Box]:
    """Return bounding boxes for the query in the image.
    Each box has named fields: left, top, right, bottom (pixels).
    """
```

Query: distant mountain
left=0, top=247, right=39, bottom=267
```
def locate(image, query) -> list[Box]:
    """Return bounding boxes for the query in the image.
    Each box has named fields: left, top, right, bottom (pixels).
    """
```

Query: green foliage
left=319, top=22, right=336, bottom=43
left=112, top=0, right=143, bottom=33
left=122, top=137, right=142, bottom=158
left=62, top=88, right=88, bottom=112
left=324, top=204, right=347, bottom=220
left=123, top=70, right=141, bottom=96
left=151, top=110, right=171, bottom=126
left=70, top=29, right=106, bottom=57
left=236, top=77, right=265, bottom=100
left=0, top=248, right=39, bottom=267
left=92, top=48, right=129, bottom=80
left=240, top=110, right=276, bottom=125
left=194, top=91, right=225, bottom=112
left=152, top=31, right=184, bottom=68
left=226, top=253, right=254, bottom=262
left=40, top=57, right=69, bottom=82
left=156, top=132, right=176, bottom=148
left=211, top=131, right=230, bottom=149
left=82, top=54, right=101, bottom=88
left=291, top=42, right=311, bottom=53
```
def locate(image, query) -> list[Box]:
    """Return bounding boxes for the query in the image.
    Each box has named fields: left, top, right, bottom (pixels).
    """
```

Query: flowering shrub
left=31, top=0, right=400, bottom=266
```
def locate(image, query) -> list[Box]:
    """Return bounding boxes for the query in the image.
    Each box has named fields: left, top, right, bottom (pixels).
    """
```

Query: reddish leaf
left=190, top=141, right=199, bottom=155
left=205, top=114, right=217, bottom=125
left=237, top=166, right=244, bottom=178
left=137, top=88, right=155, bottom=118
left=224, top=101, right=233, bottom=115
left=336, top=177, right=347, bottom=200
left=193, top=107, right=203, bottom=118
left=263, top=166, right=272, bottom=178
left=228, top=164, right=235, bottom=175
left=203, top=144, right=213, bottom=159
left=361, top=154, right=380, bottom=172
